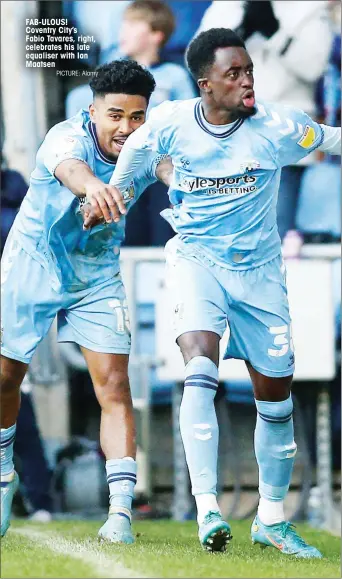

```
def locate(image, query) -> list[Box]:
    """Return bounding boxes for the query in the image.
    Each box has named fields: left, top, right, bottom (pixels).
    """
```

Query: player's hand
left=81, top=203, right=107, bottom=230
left=83, top=181, right=126, bottom=225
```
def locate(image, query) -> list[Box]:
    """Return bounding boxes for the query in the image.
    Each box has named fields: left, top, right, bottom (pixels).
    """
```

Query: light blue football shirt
left=13, top=109, right=159, bottom=291
left=110, top=98, right=325, bottom=269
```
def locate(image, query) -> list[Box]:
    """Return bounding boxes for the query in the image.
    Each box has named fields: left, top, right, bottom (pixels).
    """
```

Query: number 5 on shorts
left=268, top=324, right=294, bottom=357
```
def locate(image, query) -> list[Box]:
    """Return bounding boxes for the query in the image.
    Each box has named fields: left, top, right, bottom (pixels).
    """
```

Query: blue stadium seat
left=296, top=162, right=341, bottom=238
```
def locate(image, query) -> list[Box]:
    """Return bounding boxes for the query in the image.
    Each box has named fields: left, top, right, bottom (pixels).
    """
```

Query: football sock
left=179, top=356, right=219, bottom=519
left=0, top=424, right=16, bottom=479
left=106, top=457, right=136, bottom=512
left=254, top=396, right=297, bottom=525
left=195, top=493, right=221, bottom=525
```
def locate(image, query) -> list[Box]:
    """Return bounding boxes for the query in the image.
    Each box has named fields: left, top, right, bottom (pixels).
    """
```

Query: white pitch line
left=12, top=527, right=150, bottom=579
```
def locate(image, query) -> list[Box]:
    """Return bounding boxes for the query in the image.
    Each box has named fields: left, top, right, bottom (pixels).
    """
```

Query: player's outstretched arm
left=82, top=155, right=174, bottom=231
left=110, top=127, right=153, bottom=191
left=55, top=159, right=127, bottom=224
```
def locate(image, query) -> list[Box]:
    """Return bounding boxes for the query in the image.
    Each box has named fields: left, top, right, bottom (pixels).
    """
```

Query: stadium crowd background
left=1, top=0, right=341, bottom=528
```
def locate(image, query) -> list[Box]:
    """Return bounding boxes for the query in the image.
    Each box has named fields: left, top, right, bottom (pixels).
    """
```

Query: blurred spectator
left=63, top=0, right=210, bottom=70
left=194, top=1, right=333, bottom=241
left=1, top=159, right=53, bottom=521
left=118, top=0, right=196, bottom=108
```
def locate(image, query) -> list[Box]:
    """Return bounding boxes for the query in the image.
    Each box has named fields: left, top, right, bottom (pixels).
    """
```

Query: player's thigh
left=225, top=256, right=295, bottom=378
left=165, top=248, right=227, bottom=343
left=1, top=237, right=60, bottom=364
left=58, top=273, right=131, bottom=355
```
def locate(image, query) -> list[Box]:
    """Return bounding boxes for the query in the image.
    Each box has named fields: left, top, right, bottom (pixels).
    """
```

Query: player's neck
left=200, top=101, right=239, bottom=125
left=133, top=48, right=160, bottom=68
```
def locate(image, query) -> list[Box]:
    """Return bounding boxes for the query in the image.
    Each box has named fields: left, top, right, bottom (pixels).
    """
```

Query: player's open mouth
left=242, top=91, right=255, bottom=108
left=113, top=138, right=128, bottom=151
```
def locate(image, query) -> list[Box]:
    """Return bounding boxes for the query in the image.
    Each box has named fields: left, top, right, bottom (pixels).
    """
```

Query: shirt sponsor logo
left=181, top=174, right=257, bottom=197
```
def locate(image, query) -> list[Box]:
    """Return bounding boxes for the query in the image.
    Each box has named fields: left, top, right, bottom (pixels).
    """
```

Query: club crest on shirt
left=180, top=156, right=191, bottom=171
left=54, top=136, right=77, bottom=157
left=239, top=159, right=260, bottom=173
left=122, top=182, right=135, bottom=204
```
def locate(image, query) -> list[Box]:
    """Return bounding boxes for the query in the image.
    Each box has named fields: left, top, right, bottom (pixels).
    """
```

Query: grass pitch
left=1, top=519, right=340, bottom=578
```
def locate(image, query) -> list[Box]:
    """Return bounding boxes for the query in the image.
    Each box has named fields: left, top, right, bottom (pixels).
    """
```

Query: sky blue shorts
left=1, top=233, right=131, bottom=364
left=165, top=237, right=295, bottom=378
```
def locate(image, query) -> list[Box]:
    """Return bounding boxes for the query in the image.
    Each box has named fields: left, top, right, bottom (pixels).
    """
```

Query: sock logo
left=120, top=481, right=130, bottom=493
left=193, top=423, right=212, bottom=441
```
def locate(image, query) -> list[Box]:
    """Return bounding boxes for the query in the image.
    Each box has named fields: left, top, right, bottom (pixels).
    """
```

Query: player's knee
left=251, top=368, right=293, bottom=402
left=0, top=358, right=26, bottom=394
left=177, top=334, right=219, bottom=366
left=94, top=369, right=131, bottom=409
left=0, top=376, right=18, bottom=395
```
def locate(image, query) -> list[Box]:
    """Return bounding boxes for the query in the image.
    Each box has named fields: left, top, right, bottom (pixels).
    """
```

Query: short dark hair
left=89, top=59, right=156, bottom=102
left=186, top=28, right=246, bottom=80
left=124, top=0, right=175, bottom=47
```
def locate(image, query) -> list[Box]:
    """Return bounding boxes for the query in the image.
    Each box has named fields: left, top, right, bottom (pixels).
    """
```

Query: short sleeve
left=42, top=129, right=89, bottom=176
left=147, top=152, right=170, bottom=180
left=271, top=105, right=324, bottom=167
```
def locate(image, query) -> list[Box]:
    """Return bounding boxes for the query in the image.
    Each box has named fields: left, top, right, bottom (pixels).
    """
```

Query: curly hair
left=186, top=28, right=246, bottom=80
left=89, top=59, right=156, bottom=101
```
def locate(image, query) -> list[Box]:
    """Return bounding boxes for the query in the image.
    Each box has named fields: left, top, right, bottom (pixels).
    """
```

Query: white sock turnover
left=195, top=493, right=221, bottom=525
left=258, top=497, right=285, bottom=526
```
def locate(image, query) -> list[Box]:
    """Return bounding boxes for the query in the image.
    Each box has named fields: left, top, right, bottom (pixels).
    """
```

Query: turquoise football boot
left=1, top=471, right=19, bottom=537
left=98, top=506, right=134, bottom=544
left=251, top=515, right=322, bottom=558
left=198, top=511, right=232, bottom=552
